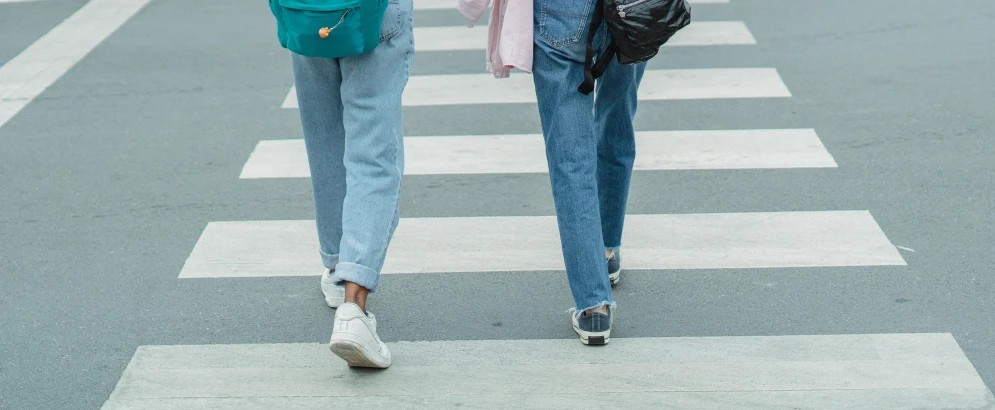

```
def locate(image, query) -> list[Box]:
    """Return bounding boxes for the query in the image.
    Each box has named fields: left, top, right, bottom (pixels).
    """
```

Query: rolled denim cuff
left=332, top=262, right=380, bottom=292
left=320, top=250, right=340, bottom=271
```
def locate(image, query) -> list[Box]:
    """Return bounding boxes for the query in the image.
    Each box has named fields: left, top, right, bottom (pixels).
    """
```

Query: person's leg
left=290, top=53, right=348, bottom=307
left=325, top=0, right=414, bottom=369
left=533, top=0, right=614, bottom=343
left=595, top=58, right=646, bottom=285
left=331, top=0, right=414, bottom=302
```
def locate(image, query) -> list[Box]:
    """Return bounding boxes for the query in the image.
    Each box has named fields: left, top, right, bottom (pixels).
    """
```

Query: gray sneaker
left=607, top=249, right=621, bottom=286
left=571, top=307, right=612, bottom=346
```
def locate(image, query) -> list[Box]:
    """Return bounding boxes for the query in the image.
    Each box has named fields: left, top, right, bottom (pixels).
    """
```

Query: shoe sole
left=329, top=337, right=390, bottom=368
left=573, top=321, right=611, bottom=346
left=574, top=327, right=611, bottom=346
left=609, top=269, right=621, bottom=286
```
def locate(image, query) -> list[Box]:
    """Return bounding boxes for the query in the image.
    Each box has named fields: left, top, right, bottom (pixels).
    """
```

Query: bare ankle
left=585, top=305, right=609, bottom=315
left=343, top=281, right=370, bottom=313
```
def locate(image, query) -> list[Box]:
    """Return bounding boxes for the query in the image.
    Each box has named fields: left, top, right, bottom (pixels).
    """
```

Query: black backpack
left=578, top=0, right=691, bottom=94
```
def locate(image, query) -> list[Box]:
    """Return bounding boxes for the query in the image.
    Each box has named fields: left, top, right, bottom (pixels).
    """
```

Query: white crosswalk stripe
left=240, top=129, right=837, bottom=178
left=178, top=211, right=905, bottom=279
left=415, top=21, right=756, bottom=51
left=101, top=334, right=993, bottom=409
left=412, top=0, right=454, bottom=9
left=282, top=68, right=791, bottom=108
left=413, top=0, right=729, bottom=10
left=100, top=0, right=995, bottom=406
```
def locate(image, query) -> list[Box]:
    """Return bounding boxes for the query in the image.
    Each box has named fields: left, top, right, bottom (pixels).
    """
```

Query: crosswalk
left=102, top=334, right=993, bottom=409
left=413, top=21, right=756, bottom=51
left=179, top=211, right=905, bottom=278
left=102, top=1, right=994, bottom=408
left=282, top=67, right=792, bottom=107
left=412, top=0, right=730, bottom=10
left=241, top=129, right=838, bottom=177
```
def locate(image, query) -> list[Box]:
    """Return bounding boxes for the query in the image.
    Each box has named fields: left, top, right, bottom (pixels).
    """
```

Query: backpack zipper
left=616, top=0, right=650, bottom=17
left=318, top=8, right=352, bottom=38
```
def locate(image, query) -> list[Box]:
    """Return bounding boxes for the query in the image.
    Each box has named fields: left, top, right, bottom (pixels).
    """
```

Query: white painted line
left=413, top=0, right=727, bottom=9
left=896, top=246, right=916, bottom=252
left=413, top=0, right=455, bottom=10
left=240, top=129, right=836, bottom=179
left=179, top=211, right=905, bottom=278
left=99, top=391, right=995, bottom=410
left=0, top=0, right=153, bottom=130
left=282, top=68, right=791, bottom=108
left=414, top=25, right=488, bottom=51
left=416, top=21, right=755, bottom=51
left=675, top=21, right=757, bottom=46
left=101, top=334, right=993, bottom=409
left=280, top=87, right=296, bottom=110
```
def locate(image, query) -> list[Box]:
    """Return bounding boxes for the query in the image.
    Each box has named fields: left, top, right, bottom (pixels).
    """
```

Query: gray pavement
left=0, top=0, right=89, bottom=63
left=1, top=0, right=994, bottom=408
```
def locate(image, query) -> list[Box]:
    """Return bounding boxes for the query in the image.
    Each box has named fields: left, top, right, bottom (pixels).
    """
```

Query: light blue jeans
left=533, top=0, right=646, bottom=311
left=290, top=0, right=414, bottom=292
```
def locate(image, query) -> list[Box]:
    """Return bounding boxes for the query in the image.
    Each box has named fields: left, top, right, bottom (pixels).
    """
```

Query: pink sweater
left=456, top=0, right=533, bottom=78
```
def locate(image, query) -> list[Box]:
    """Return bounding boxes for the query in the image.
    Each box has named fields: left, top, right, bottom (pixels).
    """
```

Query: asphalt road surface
left=1, top=0, right=994, bottom=408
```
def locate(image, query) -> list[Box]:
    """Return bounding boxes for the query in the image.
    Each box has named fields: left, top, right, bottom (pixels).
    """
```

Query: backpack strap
left=591, top=41, right=615, bottom=79
left=578, top=0, right=606, bottom=95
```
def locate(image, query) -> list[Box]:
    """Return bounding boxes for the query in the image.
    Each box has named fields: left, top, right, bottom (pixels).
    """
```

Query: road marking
left=414, top=0, right=728, bottom=10
left=101, top=333, right=992, bottom=409
left=239, top=129, right=836, bottom=179
left=415, top=21, right=756, bottom=51
left=282, top=68, right=791, bottom=108
left=0, top=0, right=153, bottom=130
left=413, top=0, right=453, bottom=9
left=179, top=211, right=905, bottom=278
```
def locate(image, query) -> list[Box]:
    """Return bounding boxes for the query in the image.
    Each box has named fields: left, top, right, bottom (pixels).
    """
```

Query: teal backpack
left=269, top=0, right=388, bottom=59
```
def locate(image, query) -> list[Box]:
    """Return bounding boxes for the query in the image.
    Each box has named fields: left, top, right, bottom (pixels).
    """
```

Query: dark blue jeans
left=533, top=0, right=646, bottom=311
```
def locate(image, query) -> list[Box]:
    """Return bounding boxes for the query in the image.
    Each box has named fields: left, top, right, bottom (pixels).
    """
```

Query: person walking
left=269, top=0, right=415, bottom=368
left=532, top=0, right=645, bottom=345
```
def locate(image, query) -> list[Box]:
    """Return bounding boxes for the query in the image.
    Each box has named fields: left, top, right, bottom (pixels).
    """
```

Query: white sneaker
left=328, top=303, right=392, bottom=368
left=320, top=269, right=345, bottom=308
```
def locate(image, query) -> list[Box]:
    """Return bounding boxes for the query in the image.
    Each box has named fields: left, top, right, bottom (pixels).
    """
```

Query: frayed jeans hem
left=573, top=301, right=617, bottom=315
